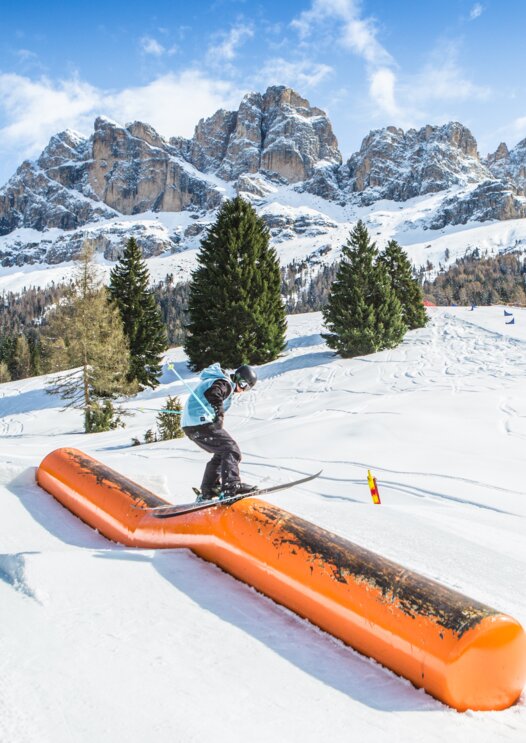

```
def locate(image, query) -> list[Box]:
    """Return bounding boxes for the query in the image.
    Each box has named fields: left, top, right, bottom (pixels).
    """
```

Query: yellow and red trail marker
left=367, top=469, right=381, bottom=504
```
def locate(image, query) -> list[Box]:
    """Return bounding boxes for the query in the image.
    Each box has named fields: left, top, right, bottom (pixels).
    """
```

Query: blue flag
left=505, top=317, right=515, bottom=325
left=504, top=310, right=513, bottom=317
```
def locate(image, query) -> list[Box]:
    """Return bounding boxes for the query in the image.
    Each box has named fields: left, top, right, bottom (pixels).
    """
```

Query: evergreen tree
left=42, top=243, right=134, bottom=432
left=109, top=237, right=167, bottom=389
left=144, top=429, right=156, bottom=444
left=322, top=221, right=407, bottom=357
left=9, top=334, right=32, bottom=380
left=85, top=400, right=124, bottom=433
left=185, top=197, right=286, bottom=370
left=26, top=328, right=42, bottom=376
left=379, top=239, right=427, bottom=329
left=156, top=396, right=184, bottom=440
left=0, top=361, right=11, bottom=383
left=0, top=333, right=15, bottom=370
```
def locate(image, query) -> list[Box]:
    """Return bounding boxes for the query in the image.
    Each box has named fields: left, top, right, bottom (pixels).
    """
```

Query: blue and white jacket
left=182, top=363, right=235, bottom=428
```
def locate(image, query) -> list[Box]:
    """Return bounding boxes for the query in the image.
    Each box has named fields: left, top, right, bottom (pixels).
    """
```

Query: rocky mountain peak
left=37, top=129, right=87, bottom=168
left=420, top=121, right=479, bottom=157
left=2, top=84, right=526, bottom=267
left=187, top=85, right=341, bottom=184
left=488, top=141, right=509, bottom=162
left=486, top=138, right=526, bottom=194
left=126, top=120, right=168, bottom=150
left=345, top=121, right=491, bottom=202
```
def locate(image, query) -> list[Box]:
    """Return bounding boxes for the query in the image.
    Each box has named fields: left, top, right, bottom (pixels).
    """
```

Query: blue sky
left=1, top=0, right=525, bottom=186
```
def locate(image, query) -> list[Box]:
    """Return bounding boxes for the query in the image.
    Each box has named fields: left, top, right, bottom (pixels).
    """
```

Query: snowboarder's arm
left=204, top=379, right=231, bottom=424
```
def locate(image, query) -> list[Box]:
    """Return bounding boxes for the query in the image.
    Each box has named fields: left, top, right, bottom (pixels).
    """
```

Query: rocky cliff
left=340, top=121, right=526, bottom=224
left=486, top=139, right=526, bottom=194
left=1, top=84, right=526, bottom=269
left=0, top=117, right=226, bottom=238
left=175, top=86, right=341, bottom=184
left=344, top=123, right=491, bottom=202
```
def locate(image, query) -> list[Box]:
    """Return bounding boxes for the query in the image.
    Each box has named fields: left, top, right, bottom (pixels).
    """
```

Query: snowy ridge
left=3, top=186, right=526, bottom=294
left=1, top=84, right=526, bottom=290
left=0, top=307, right=525, bottom=741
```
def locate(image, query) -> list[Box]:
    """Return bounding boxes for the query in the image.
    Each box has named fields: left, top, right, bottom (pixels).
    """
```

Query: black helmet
left=233, top=364, right=257, bottom=390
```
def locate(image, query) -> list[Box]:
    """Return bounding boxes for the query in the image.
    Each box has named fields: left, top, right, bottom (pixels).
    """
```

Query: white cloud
left=498, top=115, right=526, bottom=147
left=15, top=49, right=39, bottom=62
left=257, top=58, right=333, bottom=90
left=291, top=0, right=397, bottom=115
left=0, top=70, right=243, bottom=181
left=0, top=74, right=100, bottom=151
left=140, top=36, right=166, bottom=56
left=292, top=0, right=393, bottom=67
left=106, top=71, right=241, bottom=135
left=140, top=36, right=177, bottom=57
left=208, top=24, right=254, bottom=62
left=369, top=67, right=399, bottom=117
left=409, top=45, right=490, bottom=104
left=469, top=4, right=484, bottom=20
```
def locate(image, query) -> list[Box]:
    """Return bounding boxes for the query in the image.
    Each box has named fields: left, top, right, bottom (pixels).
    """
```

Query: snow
left=3, top=183, right=526, bottom=296
left=1, top=307, right=525, bottom=741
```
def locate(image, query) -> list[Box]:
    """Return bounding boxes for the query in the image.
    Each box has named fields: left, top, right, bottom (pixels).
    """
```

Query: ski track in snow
left=0, top=306, right=525, bottom=742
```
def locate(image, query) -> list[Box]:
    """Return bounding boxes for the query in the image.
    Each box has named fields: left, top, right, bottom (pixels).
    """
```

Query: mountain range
left=1, top=85, right=526, bottom=287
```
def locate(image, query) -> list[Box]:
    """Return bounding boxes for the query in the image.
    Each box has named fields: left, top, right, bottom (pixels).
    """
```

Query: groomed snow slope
left=1, top=307, right=525, bottom=742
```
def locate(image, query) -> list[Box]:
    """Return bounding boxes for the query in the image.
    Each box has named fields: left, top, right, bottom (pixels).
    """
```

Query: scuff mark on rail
left=253, top=503, right=497, bottom=636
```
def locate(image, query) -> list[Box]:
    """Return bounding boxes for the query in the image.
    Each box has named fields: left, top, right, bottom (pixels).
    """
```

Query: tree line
left=1, top=198, right=431, bottom=432
left=423, top=249, right=526, bottom=306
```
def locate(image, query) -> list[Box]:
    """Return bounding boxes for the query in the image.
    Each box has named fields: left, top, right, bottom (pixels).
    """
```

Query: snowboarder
left=182, top=363, right=258, bottom=502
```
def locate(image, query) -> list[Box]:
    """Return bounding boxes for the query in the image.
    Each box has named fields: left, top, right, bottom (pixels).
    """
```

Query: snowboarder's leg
left=217, top=430, right=242, bottom=493
left=201, top=454, right=222, bottom=496
left=183, top=424, right=246, bottom=499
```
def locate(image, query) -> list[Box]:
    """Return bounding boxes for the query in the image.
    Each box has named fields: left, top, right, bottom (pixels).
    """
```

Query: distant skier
left=182, top=363, right=258, bottom=502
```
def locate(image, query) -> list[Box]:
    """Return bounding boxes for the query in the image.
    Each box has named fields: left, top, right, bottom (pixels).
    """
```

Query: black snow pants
left=183, top=422, right=241, bottom=494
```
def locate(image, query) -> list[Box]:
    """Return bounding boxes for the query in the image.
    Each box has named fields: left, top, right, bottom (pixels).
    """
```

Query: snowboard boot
left=196, top=483, right=222, bottom=503
left=221, top=482, right=257, bottom=500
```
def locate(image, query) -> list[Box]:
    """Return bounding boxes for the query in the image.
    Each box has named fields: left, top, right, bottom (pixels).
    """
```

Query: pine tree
left=41, top=242, right=134, bottom=432
left=379, top=239, right=427, bottom=329
left=144, top=429, right=156, bottom=444
left=322, top=221, right=407, bottom=357
left=109, top=237, right=167, bottom=389
left=0, top=361, right=11, bottom=383
left=9, top=334, right=32, bottom=380
left=184, top=197, right=286, bottom=370
left=27, top=329, right=42, bottom=377
left=0, top=334, right=15, bottom=371
left=156, top=396, right=184, bottom=440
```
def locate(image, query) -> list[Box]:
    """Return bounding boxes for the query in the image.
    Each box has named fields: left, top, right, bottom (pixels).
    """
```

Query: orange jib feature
left=36, top=448, right=526, bottom=712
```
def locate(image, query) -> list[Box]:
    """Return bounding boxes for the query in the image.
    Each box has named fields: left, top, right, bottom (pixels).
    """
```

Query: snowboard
left=147, top=470, right=322, bottom=519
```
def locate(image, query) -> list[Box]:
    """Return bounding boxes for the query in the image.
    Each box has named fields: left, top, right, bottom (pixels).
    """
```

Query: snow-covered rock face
left=0, top=117, right=225, bottom=239
left=429, top=181, right=526, bottom=228
left=186, top=86, right=341, bottom=184
left=0, top=160, right=117, bottom=236
left=2, top=84, right=526, bottom=272
left=345, top=123, right=492, bottom=202
left=487, top=138, right=526, bottom=194
left=87, top=117, right=224, bottom=214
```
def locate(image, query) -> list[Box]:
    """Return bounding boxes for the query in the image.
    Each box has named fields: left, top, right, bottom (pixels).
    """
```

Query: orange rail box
left=37, top=448, right=526, bottom=711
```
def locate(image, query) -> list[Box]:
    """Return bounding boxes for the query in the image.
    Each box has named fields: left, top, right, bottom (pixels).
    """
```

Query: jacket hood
left=200, top=363, right=231, bottom=384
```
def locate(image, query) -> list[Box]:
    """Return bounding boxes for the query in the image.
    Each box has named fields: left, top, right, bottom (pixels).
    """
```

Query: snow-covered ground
left=1, top=307, right=525, bottom=742
left=2, top=188, right=526, bottom=295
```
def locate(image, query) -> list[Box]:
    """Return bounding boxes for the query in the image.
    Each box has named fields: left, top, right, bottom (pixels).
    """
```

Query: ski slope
left=1, top=306, right=525, bottom=742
